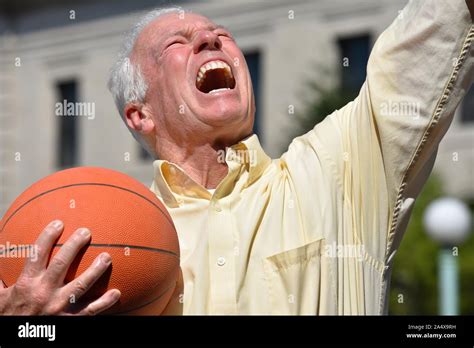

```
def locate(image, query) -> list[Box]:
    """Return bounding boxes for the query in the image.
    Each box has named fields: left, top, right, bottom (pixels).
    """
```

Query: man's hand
left=0, top=220, right=121, bottom=315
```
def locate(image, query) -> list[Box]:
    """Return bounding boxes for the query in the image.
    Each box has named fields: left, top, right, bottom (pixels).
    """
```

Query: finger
left=60, top=252, right=112, bottom=304
left=0, top=279, right=5, bottom=288
left=44, top=228, right=91, bottom=284
left=76, top=289, right=121, bottom=316
left=22, top=220, right=64, bottom=276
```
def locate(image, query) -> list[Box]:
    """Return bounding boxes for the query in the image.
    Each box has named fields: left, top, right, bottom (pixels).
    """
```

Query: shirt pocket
left=262, top=238, right=335, bottom=315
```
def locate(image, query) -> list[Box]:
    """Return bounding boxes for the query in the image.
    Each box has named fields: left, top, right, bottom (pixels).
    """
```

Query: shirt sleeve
left=282, top=0, right=474, bottom=262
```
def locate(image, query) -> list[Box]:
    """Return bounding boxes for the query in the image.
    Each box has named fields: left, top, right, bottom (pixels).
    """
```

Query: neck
left=156, top=138, right=232, bottom=189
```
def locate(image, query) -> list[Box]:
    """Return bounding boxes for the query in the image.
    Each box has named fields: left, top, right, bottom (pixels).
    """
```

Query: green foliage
left=288, top=67, right=356, bottom=142
left=293, top=84, right=355, bottom=136
left=457, top=202, right=474, bottom=314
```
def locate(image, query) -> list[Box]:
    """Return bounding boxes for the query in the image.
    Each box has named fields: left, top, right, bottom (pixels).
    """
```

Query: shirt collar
left=151, top=134, right=271, bottom=207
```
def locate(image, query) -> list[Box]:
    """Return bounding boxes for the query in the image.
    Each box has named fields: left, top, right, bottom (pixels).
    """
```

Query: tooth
left=209, top=88, right=231, bottom=94
left=197, top=60, right=235, bottom=89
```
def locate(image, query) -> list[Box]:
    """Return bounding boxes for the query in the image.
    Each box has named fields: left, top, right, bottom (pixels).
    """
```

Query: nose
left=193, top=30, right=222, bottom=54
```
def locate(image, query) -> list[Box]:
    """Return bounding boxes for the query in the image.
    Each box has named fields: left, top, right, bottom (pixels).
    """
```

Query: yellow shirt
left=151, top=0, right=474, bottom=314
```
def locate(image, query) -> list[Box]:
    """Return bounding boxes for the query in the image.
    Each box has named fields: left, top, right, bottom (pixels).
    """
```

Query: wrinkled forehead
left=135, top=12, right=218, bottom=51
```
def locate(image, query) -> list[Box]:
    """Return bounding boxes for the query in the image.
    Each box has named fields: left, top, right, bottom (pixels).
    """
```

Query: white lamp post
left=423, top=197, right=471, bottom=315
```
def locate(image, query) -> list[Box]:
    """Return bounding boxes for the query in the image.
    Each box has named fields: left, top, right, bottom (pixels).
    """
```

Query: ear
left=124, top=103, right=155, bottom=135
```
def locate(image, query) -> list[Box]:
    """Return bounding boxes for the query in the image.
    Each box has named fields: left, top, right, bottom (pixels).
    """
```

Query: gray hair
left=107, top=6, right=185, bottom=156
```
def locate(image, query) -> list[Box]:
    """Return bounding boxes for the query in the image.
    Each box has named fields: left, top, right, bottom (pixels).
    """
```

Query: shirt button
left=214, top=203, right=222, bottom=212
left=217, top=256, right=226, bottom=266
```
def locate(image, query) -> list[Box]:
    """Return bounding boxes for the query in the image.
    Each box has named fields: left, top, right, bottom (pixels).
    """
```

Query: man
left=0, top=0, right=473, bottom=315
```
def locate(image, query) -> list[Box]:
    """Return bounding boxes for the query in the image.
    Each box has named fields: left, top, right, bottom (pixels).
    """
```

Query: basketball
left=0, top=167, right=181, bottom=315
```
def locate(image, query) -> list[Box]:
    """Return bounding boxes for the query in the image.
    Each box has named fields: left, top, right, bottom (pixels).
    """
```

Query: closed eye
left=215, top=30, right=234, bottom=40
left=166, top=40, right=184, bottom=49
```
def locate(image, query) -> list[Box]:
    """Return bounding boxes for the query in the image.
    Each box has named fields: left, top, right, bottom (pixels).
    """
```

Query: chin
left=207, top=104, right=247, bottom=122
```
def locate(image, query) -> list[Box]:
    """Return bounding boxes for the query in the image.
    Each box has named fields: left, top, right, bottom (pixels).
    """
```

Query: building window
left=337, top=34, right=371, bottom=96
left=244, top=51, right=262, bottom=138
left=56, top=80, right=78, bottom=168
left=462, top=85, right=474, bottom=123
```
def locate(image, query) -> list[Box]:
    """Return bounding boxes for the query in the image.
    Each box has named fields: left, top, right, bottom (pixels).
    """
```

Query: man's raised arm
left=366, top=0, right=473, bottom=205
left=282, top=0, right=473, bottom=264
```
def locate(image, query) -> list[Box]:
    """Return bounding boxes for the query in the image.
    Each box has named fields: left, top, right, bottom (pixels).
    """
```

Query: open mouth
left=196, top=60, right=236, bottom=94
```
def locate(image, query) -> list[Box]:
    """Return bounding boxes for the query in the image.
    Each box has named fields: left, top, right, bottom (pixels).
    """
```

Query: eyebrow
left=167, top=24, right=230, bottom=39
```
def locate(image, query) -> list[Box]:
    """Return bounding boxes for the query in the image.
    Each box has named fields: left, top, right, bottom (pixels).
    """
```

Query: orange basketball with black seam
left=0, top=167, right=180, bottom=315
